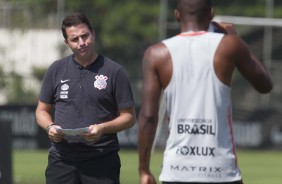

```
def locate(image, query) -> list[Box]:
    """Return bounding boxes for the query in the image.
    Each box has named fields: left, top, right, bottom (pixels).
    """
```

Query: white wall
left=0, top=28, right=68, bottom=76
left=0, top=28, right=71, bottom=104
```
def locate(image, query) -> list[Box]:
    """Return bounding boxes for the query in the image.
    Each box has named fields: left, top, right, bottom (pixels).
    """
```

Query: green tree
left=31, top=66, right=47, bottom=82
left=6, top=72, right=37, bottom=105
left=0, top=65, right=7, bottom=90
left=99, top=1, right=159, bottom=78
left=7, top=0, right=160, bottom=77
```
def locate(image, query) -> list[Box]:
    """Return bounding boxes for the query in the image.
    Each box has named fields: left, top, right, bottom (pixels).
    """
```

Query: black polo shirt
left=39, top=54, right=135, bottom=161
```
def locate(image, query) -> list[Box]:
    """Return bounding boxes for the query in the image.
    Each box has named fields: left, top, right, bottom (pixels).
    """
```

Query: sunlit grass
left=13, top=149, right=282, bottom=184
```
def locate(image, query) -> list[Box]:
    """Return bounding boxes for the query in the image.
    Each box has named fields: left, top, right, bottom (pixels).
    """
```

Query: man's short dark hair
left=61, top=12, right=93, bottom=40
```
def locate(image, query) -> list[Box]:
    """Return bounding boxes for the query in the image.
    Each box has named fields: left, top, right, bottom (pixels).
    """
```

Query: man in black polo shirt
left=35, top=12, right=136, bottom=184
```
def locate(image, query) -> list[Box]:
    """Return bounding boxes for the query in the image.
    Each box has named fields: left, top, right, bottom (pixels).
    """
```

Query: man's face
left=64, top=23, right=95, bottom=62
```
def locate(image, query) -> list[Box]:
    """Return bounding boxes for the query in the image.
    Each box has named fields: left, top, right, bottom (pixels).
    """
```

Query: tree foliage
left=3, top=0, right=282, bottom=105
left=98, top=1, right=159, bottom=78
left=5, top=72, right=37, bottom=105
left=0, top=65, right=7, bottom=90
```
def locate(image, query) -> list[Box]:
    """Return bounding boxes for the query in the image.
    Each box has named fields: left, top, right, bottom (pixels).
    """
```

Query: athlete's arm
left=35, top=100, right=64, bottom=142
left=138, top=43, right=169, bottom=184
left=235, top=42, right=273, bottom=93
left=215, top=22, right=273, bottom=93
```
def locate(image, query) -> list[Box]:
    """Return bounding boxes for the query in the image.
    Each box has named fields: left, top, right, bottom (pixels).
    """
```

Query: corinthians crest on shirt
left=94, top=75, right=108, bottom=90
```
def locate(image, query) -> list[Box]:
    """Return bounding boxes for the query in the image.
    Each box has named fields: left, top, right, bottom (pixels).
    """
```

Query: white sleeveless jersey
left=160, top=32, right=242, bottom=182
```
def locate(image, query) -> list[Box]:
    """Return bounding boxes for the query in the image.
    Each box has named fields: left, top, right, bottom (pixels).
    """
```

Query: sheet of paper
left=56, top=127, right=89, bottom=136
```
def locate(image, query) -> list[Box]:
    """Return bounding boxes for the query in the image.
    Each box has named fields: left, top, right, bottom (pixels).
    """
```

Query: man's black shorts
left=46, top=151, right=121, bottom=184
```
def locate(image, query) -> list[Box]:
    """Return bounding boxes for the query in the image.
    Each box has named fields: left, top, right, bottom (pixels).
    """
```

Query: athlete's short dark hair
left=176, top=0, right=212, bottom=22
left=61, top=12, right=93, bottom=40
left=176, top=0, right=212, bottom=9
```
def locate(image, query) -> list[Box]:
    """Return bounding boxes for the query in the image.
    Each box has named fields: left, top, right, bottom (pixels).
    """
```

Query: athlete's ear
left=64, top=40, right=68, bottom=45
left=174, top=9, right=180, bottom=22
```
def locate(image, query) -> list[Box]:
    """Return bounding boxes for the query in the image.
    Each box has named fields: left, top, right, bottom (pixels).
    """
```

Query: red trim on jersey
left=178, top=31, right=207, bottom=36
left=228, top=106, right=238, bottom=168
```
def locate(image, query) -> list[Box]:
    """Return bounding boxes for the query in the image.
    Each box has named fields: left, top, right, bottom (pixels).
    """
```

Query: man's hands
left=81, top=124, right=104, bottom=142
left=48, top=124, right=64, bottom=143
left=48, top=123, right=104, bottom=143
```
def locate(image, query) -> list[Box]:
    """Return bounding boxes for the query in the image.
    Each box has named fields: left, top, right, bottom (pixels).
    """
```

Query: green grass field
left=13, top=149, right=282, bottom=184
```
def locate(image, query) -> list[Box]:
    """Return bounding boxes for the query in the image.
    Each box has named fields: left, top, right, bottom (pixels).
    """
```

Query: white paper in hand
left=56, top=127, right=89, bottom=136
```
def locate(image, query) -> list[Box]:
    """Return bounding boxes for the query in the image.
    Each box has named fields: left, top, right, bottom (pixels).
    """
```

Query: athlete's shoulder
left=142, top=42, right=172, bottom=82
left=219, top=34, right=248, bottom=56
left=144, top=42, right=169, bottom=62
